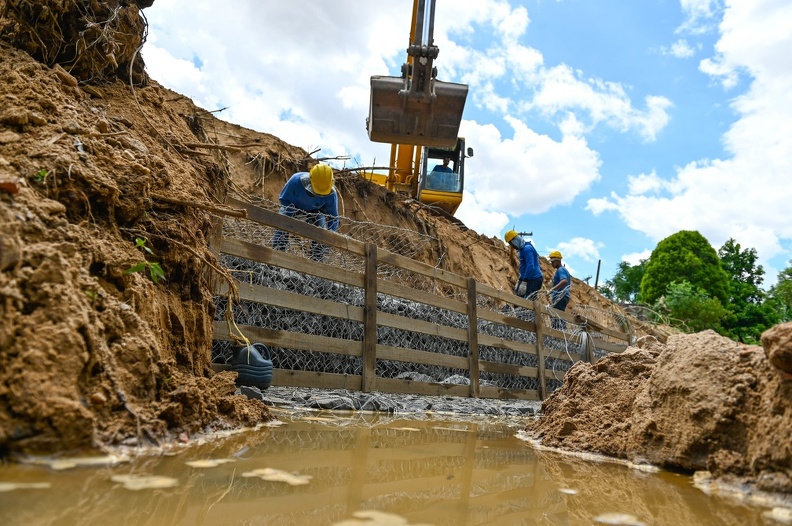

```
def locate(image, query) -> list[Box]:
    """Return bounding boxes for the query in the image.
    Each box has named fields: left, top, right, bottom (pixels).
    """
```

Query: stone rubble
left=240, top=385, right=542, bottom=417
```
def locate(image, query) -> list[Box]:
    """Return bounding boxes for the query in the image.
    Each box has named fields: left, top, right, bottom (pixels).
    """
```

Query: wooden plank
left=544, top=367, right=569, bottom=382
left=476, top=282, right=518, bottom=304
left=477, top=282, right=542, bottom=313
left=377, top=311, right=469, bottom=342
left=362, top=243, right=378, bottom=393
left=545, top=347, right=584, bottom=361
left=375, top=377, right=470, bottom=398
left=377, top=278, right=467, bottom=315
left=577, top=315, right=631, bottom=342
left=591, top=339, right=629, bottom=353
left=478, top=385, right=540, bottom=401
left=217, top=280, right=365, bottom=323
left=271, top=368, right=363, bottom=390
left=213, top=322, right=363, bottom=356
left=477, top=307, right=537, bottom=333
left=377, top=344, right=469, bottom=369
left=219, top=237, right=365, bottom=288
left=477, top=333, right=538, bottom=356
left=543, top=324, right=588, bottom=342
left=546, top=305, right=578, bottom=324
left=478, top=360, right=538, bottom=378
left=467, top=278, right=480, bottom=398
left=377, top=250, right=468, bottom=288
left=225, top=196, right=367, bottom=255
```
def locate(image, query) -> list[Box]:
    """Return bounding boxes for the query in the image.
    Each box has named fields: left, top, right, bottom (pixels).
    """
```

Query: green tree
left=717, top=238, right=778, bottom=342
left=652, top=280, right=727, bottom=333
left=769, top=261, right=792, bottom=322
left=640, top=230, right=729, bottom=305
left=604, top=260, right=646, bottom=303
left=718, top=238, right=763, bottom=299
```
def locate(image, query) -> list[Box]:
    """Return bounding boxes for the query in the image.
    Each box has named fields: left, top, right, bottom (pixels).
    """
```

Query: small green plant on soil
left=125, top=237, right=166, bottom=284
left=33, top=169, right=49, bottom=183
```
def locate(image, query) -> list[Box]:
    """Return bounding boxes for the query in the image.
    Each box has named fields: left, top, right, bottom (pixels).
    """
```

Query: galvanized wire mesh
left=212, top=197, right=610, bottom=395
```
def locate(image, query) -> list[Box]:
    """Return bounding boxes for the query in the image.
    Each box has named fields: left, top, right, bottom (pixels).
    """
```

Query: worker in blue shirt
left=548, top=250, right=571, bottom=311
left=272, top=163, right=338, bottom=261
left=504, top=230, right=543, bottom=300
left=431, top=156, right=454, bottom=173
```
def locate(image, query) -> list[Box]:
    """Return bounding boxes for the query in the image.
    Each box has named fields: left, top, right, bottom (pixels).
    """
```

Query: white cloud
left=554, top=238, right=602, bottom=263
left=539, top=238, right=602, bottom=279
left=627, top=171, right=667, bottom=195
left=459, top=118, right=602, bottom=218
left=455, top=192, right=510, bottom=238
left=661, top=39, right=698, bottom=58
left=699, top=55, right=740, bottom=88
left=520, top=65, right=673, bottom=142
left=678, top=0, right=722, bottom=34
left=622, top=250, right=652, bottom=266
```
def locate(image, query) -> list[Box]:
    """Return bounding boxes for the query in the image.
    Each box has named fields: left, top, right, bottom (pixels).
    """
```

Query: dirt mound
left=527, top=327, right=792, bottom=493
left=0, top=40, right=274, bottom=454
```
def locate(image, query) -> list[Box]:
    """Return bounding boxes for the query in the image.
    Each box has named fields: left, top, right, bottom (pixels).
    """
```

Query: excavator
left=362, top=0, right=472, bottom=216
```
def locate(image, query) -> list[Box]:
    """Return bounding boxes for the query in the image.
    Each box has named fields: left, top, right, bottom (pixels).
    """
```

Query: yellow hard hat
left=309, top=164, right=334, bottom=196
left=549, top=250, right=562, bottom=259
left=504, top=230, right=519, bottom=243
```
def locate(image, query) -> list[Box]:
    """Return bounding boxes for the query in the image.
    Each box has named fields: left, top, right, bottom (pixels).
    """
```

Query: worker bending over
left=272, top=164, right=338, bottom=261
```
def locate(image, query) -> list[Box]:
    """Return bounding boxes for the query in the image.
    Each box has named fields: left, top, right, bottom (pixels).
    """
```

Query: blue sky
left=142, top=0, right=792, bottom=288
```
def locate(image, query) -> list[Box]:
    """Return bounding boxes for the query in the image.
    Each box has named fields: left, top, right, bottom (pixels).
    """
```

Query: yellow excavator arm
left=363, top=0, right=472, bottom=217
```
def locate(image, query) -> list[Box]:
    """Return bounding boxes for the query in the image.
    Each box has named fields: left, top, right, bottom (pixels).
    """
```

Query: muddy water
left=0, top=409, right=779, bottom=526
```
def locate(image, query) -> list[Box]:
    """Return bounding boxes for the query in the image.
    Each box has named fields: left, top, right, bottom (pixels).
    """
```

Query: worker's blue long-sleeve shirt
left=517, top=241, right=542, bottom=281
left=279, top=172, right=339, bottom=231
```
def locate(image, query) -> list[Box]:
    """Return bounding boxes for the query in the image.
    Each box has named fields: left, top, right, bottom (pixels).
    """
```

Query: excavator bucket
left=367, top=75, right=468, bottom=148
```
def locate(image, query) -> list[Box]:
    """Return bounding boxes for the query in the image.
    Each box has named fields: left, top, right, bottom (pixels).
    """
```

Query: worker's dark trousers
left=272, top=207, right=329, bottom=261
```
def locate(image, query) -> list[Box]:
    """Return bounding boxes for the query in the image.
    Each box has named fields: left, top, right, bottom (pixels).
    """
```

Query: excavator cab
left=417, top=138, right=472, bottom=215
left=367, top=0, right=468, bottom=148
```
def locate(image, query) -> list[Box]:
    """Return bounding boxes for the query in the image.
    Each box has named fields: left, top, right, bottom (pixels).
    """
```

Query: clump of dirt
left=527, top=327, right=792, bottom=493
left=0, top=0, right=152, bottom=86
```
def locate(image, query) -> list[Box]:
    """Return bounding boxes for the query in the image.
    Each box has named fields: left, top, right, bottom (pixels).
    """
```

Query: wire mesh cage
left=211, top=197, right=627, bottom=399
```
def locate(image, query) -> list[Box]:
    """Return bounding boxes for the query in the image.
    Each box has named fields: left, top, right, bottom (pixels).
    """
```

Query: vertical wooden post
left=204, top=217, right=224, bottom=292
left=466, top=278, right=480, bottom=398
left=533, top=298, right=548, bottom=401
left=362, top=243, right=378, bottom=393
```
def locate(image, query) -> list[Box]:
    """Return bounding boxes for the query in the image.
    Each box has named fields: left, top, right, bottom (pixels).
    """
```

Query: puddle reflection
left=0, top=410, right=777, bottom=525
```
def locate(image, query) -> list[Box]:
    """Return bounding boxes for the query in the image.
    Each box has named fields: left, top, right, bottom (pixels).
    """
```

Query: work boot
left=230, top=343, right=273, bottom=390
